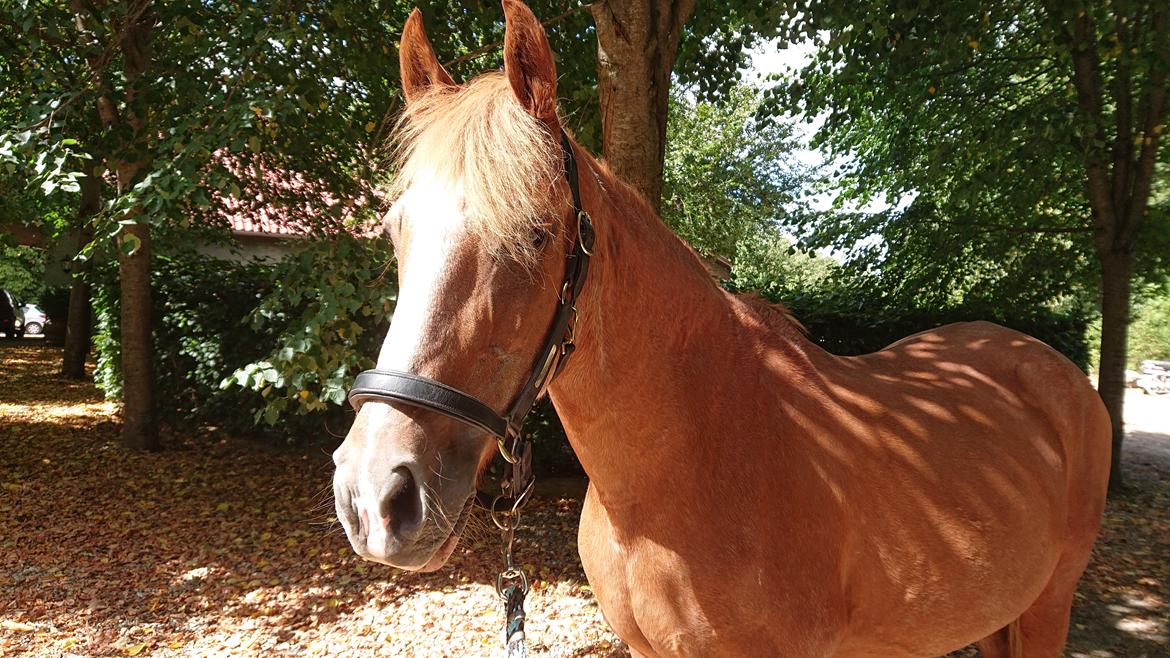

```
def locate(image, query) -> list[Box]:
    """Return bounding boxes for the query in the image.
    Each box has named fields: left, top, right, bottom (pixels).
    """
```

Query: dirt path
left=1063, top=390, right=1170, bottom=658
left=1, top=342, right=1167, bottom=657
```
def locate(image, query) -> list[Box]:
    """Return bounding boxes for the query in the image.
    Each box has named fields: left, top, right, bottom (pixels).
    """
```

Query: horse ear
left=399, top=8, right=456, bottom=103
left=501, top=0, right=558, bottom=124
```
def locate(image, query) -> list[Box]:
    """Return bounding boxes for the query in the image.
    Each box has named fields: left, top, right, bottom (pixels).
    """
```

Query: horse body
left=332, top=4, right=1110, bottom=656
left=548, top=161, right=1110, bottom=657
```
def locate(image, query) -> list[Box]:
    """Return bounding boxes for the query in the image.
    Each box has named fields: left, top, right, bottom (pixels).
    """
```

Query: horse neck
left=547, top=155, right=818, bottom=508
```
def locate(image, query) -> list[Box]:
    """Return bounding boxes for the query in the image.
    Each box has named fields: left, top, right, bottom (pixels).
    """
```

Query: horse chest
left=577, top=495, right=713, bottom=656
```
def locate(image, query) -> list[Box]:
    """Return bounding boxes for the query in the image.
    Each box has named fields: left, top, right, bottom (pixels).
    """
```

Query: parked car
left=21, top=303, right=49, bottom=336
left=1, top=289, right=25, bottom=338
left=1136, top=359, right=1170, bottom=396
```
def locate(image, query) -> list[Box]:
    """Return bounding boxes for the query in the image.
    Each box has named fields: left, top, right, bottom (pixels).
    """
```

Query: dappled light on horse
left=330, top=2, right=1112, bottom=657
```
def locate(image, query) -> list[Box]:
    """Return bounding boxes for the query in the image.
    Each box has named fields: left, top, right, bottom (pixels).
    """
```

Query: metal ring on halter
left=489, top=479, right=536, bottom=529
left=490, top=509, right=511, bottom=531
left=496, top=568, right=529, bottom=599
left=497, top=437, right=520, bottom=464
left=496, top=421, right=526, bottom=464
left=578, top=211, right=594, bottom=256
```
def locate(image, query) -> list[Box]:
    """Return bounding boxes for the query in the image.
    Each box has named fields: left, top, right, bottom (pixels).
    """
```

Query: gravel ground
left=1, top=341, right=1167, bottom=657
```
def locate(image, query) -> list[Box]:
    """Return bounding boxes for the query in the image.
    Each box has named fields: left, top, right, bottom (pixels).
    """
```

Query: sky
left=743, top=38, right=896, bottom=256
left=748, top=38, right=825, bottom=170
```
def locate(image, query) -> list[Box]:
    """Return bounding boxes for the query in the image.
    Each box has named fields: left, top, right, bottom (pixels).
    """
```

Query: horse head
left=332, top=0, right=583, bottom=571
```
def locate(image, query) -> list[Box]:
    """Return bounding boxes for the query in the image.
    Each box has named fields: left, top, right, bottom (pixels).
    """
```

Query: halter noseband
left=347, top=131, right=594, bottom=469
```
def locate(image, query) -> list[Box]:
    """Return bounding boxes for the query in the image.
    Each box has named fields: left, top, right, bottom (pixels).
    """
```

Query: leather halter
left=347, top=131, right=594, bottom=466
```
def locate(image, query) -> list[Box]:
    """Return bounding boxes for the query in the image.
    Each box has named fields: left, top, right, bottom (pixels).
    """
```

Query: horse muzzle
left=332, top=454, right=474, bottom=571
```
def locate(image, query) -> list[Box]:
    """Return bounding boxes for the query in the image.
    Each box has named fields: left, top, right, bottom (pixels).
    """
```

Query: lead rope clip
left=504, top=580, right=527, bottom=658
left=495, top=513, right=529, bottom=657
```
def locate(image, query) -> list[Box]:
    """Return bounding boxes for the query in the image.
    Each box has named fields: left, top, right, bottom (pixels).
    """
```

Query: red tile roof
left=213, top=153, right=384, bottom=238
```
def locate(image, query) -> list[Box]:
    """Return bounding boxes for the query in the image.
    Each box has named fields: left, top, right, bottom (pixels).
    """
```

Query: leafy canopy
left=661, top=84, right=809, bottom=263
left=769, top=0, right=1170, bottom=310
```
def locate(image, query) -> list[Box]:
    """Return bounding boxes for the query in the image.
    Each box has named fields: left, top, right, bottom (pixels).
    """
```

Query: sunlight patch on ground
left=1109, top=592, right=1168, bottom=643
left=1125, top=389, right=1170, bottom=435
left=0, top=400, right=117, bottom=420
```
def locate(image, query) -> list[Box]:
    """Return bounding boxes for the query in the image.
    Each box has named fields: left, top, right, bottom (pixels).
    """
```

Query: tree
left=76, top=0, right=160, bottom=451
left=425, top=1, right=791, bottom=209
left=3, top=0, right=401, bottom=448
left=590, top=0, right=696, bottom=208
left=661, top=85, right=807, bottom=262
left=775, top=0, right=1170, bottom=491
left=61, top=165, right=99, bottom=379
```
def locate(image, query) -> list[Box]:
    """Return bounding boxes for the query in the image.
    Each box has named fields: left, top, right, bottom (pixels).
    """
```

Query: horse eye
left=532, top=227, right=549, bottom=250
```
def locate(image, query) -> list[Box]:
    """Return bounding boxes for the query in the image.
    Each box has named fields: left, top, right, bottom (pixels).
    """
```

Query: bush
left=93, top=235, right=396, bottom=439
left=93, top=249, right=276, bottom=434
left=753, top=285, right=1094, bottom=371
left=0, top=245, right=46, bottom=302
left=223, top=235, right=395, bottom=427
left=1128, top=284, right=1170, bottom=365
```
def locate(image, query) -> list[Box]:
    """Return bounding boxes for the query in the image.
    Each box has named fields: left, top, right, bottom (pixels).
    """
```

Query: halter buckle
left=498, top=424, right=523, bottom=464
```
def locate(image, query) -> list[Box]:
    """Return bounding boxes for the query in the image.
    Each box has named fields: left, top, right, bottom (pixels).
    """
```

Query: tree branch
left=1126, top=4, right=1169, bottom=236
left=1111, top=7, right=1134, bottom=220
left=0, top=15, right=71, bottom=49
left=1051, top=1, right=1116, bottom=251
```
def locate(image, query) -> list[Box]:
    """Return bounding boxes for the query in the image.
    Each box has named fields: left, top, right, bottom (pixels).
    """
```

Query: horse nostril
left=381, top=466, right=422, bottom=537
left=333, top=484, right=363, bottom=541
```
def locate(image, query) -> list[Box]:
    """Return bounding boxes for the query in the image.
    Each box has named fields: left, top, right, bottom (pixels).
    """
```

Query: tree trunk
left=118, top=221, right=157, bottom=450
left=1097, top=250, right=1132, bottom=492
left=1053, top=2, right=1168, bottom=495
left=61, top=166, right=99, bottom=379
left=96, top=1, right=158, bottom=451
left=591, top=0, right=695, bottom=210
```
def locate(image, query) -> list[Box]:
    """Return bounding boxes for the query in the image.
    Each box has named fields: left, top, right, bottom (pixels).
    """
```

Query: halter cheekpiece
left=347, top=130, right=594, bottom=488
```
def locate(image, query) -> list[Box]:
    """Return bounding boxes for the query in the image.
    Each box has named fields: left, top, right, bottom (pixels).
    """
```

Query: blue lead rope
left=504, top=582, right=527, bottom=657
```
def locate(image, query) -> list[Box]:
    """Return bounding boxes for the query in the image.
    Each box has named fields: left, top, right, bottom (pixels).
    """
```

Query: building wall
left=195, top=234, right=300, bottom=263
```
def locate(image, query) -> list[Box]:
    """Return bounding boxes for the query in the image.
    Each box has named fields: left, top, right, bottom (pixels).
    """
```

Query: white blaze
left=376, top=177, right=469, bottom=372
left=354, top=179, right=471, bottom=510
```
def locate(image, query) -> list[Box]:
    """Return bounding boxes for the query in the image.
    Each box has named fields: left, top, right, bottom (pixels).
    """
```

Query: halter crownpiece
left=347, top=130, right=594, bottom=464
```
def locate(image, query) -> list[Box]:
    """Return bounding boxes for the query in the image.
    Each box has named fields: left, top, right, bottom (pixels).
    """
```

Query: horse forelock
left=390, top=73, right=562, bottom=266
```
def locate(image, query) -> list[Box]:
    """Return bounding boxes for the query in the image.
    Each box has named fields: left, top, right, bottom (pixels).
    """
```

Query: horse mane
left=572, top=156, right=811, bottom=340
left=391, top=72, right=562, bottom=265
left=391, top=71, right=809, bottom=342
left=735, top=291, right=809, bottom=338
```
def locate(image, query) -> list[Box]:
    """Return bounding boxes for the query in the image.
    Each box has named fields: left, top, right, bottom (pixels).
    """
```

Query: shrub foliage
left=93, top=236, right=395, bottom=437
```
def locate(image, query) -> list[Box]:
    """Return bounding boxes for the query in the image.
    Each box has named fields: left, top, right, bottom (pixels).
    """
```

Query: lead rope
left=498, top=515, right=528, bottom=657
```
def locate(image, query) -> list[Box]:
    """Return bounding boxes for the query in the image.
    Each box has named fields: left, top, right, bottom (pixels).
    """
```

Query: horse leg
left=975, top=618, right=1022, bottom=658
left=976, top=547, right=1092, bottom=658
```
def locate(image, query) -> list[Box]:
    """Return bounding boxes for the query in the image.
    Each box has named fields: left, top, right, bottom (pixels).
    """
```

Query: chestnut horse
left=331, top=2, right=1111, bottom=656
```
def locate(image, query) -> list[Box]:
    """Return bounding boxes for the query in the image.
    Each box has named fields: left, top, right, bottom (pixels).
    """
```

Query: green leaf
left=120, top=234, right=142, bottom=257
